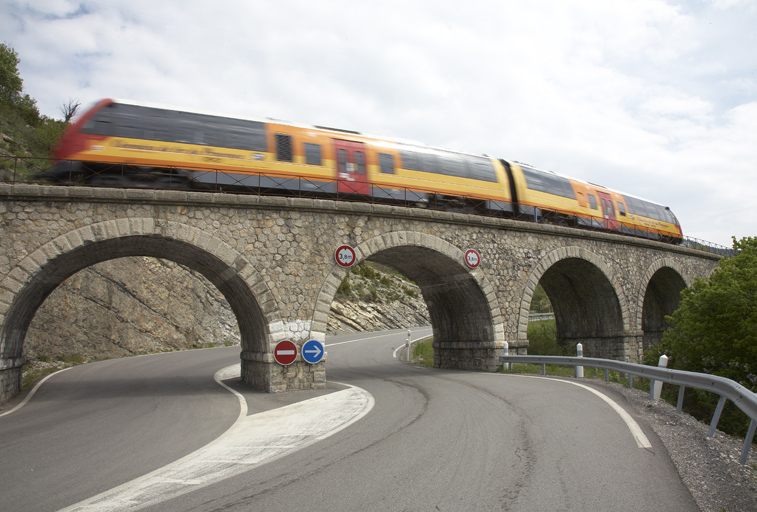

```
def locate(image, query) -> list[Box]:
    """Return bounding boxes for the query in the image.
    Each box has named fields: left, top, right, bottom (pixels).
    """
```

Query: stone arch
left=311, top=231, right=504, bottom=371
left=0, top=218, right=281, bottom=399
left=519, top=247, right=630, bottom=359
left=636, top=258, right=689, bottom=352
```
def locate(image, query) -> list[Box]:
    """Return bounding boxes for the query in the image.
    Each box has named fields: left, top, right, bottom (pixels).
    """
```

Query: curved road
left=0, top=328, right=698, bottom=511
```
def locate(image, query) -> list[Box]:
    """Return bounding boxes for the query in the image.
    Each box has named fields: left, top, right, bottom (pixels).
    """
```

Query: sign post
left=273, top=340, right=298, bottom=366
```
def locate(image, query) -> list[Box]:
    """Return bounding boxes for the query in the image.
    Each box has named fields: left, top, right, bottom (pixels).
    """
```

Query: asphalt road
left=0, top=328, right=699, bottom=511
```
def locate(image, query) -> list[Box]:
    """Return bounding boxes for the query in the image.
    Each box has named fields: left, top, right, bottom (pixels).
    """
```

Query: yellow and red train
left=39, top=98, right=683, bottom=243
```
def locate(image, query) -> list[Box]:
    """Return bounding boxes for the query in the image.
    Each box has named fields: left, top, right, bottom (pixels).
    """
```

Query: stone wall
left=0, top=184, right=721, bottom=402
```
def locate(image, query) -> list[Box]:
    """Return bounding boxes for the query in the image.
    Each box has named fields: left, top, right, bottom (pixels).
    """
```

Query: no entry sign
left=464, top=249, right=481, bottom=268
left=273, top=340, right=298, bottom=366
left=335, top=245, right=356, bottom=267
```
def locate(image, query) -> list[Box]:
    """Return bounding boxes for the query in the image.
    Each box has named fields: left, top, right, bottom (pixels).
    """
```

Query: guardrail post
left=741, top=419, right=756, bottom=464
left=651, top=354, right=668, bottom=401
left=709, top=395, right=727, bottom=438
left=575, top=343, right=583, bottom=378
left=502, top=344, right=511, bottom=371
left=676, top=385, right=686, bottom=412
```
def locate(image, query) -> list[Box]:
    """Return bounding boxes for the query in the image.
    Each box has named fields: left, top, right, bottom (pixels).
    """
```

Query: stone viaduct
left=0, top=184, right=721, bottom=403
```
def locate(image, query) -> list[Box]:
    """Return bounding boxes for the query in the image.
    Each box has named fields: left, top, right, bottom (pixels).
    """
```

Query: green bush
left=645, top=237, right=757, bottom=438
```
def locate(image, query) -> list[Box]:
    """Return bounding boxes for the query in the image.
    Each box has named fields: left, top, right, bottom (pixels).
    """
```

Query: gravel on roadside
left=603, top=381, right=757, bottom=512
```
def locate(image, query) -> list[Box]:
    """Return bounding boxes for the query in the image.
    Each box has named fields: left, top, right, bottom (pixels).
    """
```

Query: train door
left=334, top=139, right=369, bottom=195
left=596, top=191, right=619, bottom=230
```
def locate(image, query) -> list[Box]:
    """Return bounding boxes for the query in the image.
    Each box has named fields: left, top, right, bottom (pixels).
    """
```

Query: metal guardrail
left=499, top=352, right=757, bottom=464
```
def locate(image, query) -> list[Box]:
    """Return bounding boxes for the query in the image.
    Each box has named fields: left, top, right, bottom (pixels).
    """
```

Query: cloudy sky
left=2, top=0, right=755, bottom=247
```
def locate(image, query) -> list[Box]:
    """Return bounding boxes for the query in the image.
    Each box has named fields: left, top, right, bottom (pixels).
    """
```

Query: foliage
left=645, top=236, right=757, bottom=436
left=530, top=284, right=553, bottom=313
left=0, top=43, right=69, bottom=173
left=336, top=261, right=420, bottom=302
left=0, top=43, right=23, bottom=105
left=526, top=319, right=573, bottom=356
left=412, top=338, right=434, bottom=367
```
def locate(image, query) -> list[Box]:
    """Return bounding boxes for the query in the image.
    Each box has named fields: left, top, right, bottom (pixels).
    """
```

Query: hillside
left=23, top=258, right=428, bottom=376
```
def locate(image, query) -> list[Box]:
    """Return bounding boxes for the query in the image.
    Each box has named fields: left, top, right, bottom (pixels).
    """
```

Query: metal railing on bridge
left=499, top=350, right=757, bottom=464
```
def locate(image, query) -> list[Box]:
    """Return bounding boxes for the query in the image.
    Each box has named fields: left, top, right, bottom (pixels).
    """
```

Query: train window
left=467, top=156, right=498, bottom=182
left=356, top=151, right=366, bottom=174
left=82, top=103, right=269, bottom=151
left=520, top=165, right=576, bottom=199
left=618, top=202, right=627, bottom=216
left=379, top=153, right=395, bottom=174
left=305, top=143, right=322, bottom=166
left=337, top=149, right=347, bottom=174
left=419, top=152, right=439, bottom=174
left=440, top=155, right=466, bottom=178
left=276, top=134, right=293, bottom=162
left=654, top=204, right=667, bottom=222
left=400, top=150, right=419, bottom=171
left=588, top=194, right=598, bottom=210
left=623, top=195, right=671, bottom=221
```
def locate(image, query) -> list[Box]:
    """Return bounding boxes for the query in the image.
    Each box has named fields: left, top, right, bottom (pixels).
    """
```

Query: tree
left=0, top=43, right=23, bottom=105
left=646, top=236, right=757, bottom=435
left=60, top=98, right=81, bottom=123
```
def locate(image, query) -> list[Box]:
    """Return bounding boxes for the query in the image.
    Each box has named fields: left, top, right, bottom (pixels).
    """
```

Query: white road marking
left=520, top=375, right=653, bottom=449
left=326, top=332, right=401, bottom=347
left=59, top=364, right=374, bottom=512
left=0, top=366, right=73, bottom=418
left=392, top=336, right=432, bottom=359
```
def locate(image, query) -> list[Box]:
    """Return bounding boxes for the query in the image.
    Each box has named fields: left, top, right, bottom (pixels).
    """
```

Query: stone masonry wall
left=0, top=184, right=721, bottom=401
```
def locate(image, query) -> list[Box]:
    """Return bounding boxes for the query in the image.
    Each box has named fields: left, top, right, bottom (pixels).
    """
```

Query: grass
left=21, top=354, right=90, bottom=390
left=409, top=321, right=652, bottom=392
left=412, top=338, right=434, bottom=367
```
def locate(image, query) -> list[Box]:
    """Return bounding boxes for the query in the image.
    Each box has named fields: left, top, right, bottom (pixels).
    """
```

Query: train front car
left=35, top=99, right=115, bottom=184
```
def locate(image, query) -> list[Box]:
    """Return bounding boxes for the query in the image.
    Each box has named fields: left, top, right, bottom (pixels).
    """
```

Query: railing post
left=709, top=395, right=727, bottom=438
left=575, top=343, right=583, bottom=378
left=676, top=385, right=686, bottom=412
left=740, top=419, right=756, bottom=465
left=502, top=344, right=511, bottom=371
left=651, top=354, right=668, bottom=401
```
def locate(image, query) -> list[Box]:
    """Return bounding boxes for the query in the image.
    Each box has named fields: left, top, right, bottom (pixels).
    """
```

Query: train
left=36, top=98, right=683, bottom=243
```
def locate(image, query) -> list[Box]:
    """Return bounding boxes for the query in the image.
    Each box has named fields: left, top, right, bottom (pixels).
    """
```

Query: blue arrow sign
left=301, top=339, right=325, bottom=364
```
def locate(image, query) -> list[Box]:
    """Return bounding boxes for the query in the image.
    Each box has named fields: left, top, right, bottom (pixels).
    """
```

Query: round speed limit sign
left=464, top=249, right=481, bottom=268
left=335, top=245, right=357, bottom=268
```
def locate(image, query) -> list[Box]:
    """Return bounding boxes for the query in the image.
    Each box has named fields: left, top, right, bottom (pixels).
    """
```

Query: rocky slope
left=23, top=258, right=428, bottom=365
